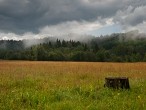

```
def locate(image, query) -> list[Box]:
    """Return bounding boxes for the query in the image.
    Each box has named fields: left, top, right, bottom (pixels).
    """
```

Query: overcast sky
left=0, top=0, right=146, bottom=39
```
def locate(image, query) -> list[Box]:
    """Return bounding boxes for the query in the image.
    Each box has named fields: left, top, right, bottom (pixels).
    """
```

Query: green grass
left=0, top=61, right=146, bottom=110
left=1, top=77, right=146, bottom=110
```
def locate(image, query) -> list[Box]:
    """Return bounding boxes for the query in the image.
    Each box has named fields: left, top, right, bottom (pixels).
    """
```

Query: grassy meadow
left=0, top=61, right=146, bottom=110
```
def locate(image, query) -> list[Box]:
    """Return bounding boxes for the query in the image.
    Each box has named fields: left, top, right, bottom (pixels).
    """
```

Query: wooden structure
left=104, top=77, right=130, bottom=89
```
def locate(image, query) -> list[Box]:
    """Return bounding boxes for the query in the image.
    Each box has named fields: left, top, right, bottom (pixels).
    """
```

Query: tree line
left=0, top=32, right=146, bottom=62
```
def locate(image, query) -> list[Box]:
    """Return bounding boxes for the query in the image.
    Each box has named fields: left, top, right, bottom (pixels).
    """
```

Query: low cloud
left=39, top=20, right=102, bottom=35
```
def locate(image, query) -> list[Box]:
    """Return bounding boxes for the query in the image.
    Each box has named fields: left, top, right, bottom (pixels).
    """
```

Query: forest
left=0, top=32, right=146, bottom=62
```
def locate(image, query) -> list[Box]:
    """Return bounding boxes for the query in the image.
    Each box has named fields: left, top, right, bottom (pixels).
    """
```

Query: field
left=0, top=61, right=146, bottom=110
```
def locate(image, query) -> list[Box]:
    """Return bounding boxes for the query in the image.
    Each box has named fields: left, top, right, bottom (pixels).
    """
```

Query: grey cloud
left=0, top=0, right=49, bottom=33
left=0, top=0, right=146, bottom=34
left=113, top=2, right=146, bottom=32
left=124, top=6, right=146, bottom=26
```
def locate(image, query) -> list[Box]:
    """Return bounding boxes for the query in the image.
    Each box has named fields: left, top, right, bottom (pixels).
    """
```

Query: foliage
left=1, top=33, right=146, bottom=62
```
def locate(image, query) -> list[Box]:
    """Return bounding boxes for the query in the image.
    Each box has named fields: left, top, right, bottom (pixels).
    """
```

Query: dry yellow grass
left=1, top=61, right=146, bottom=77
left=1, top=61, right=146, bottom=90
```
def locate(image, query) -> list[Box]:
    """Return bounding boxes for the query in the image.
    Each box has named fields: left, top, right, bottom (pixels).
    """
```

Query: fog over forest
left=0, top=31, right=146, bottom=62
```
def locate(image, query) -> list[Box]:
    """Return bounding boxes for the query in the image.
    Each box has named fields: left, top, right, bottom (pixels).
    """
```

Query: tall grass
left=0, top=61, right=146, bottom=109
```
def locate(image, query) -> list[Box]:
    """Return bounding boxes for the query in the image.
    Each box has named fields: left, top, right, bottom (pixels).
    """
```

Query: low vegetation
left=0, top=61, right=146, bottom=109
